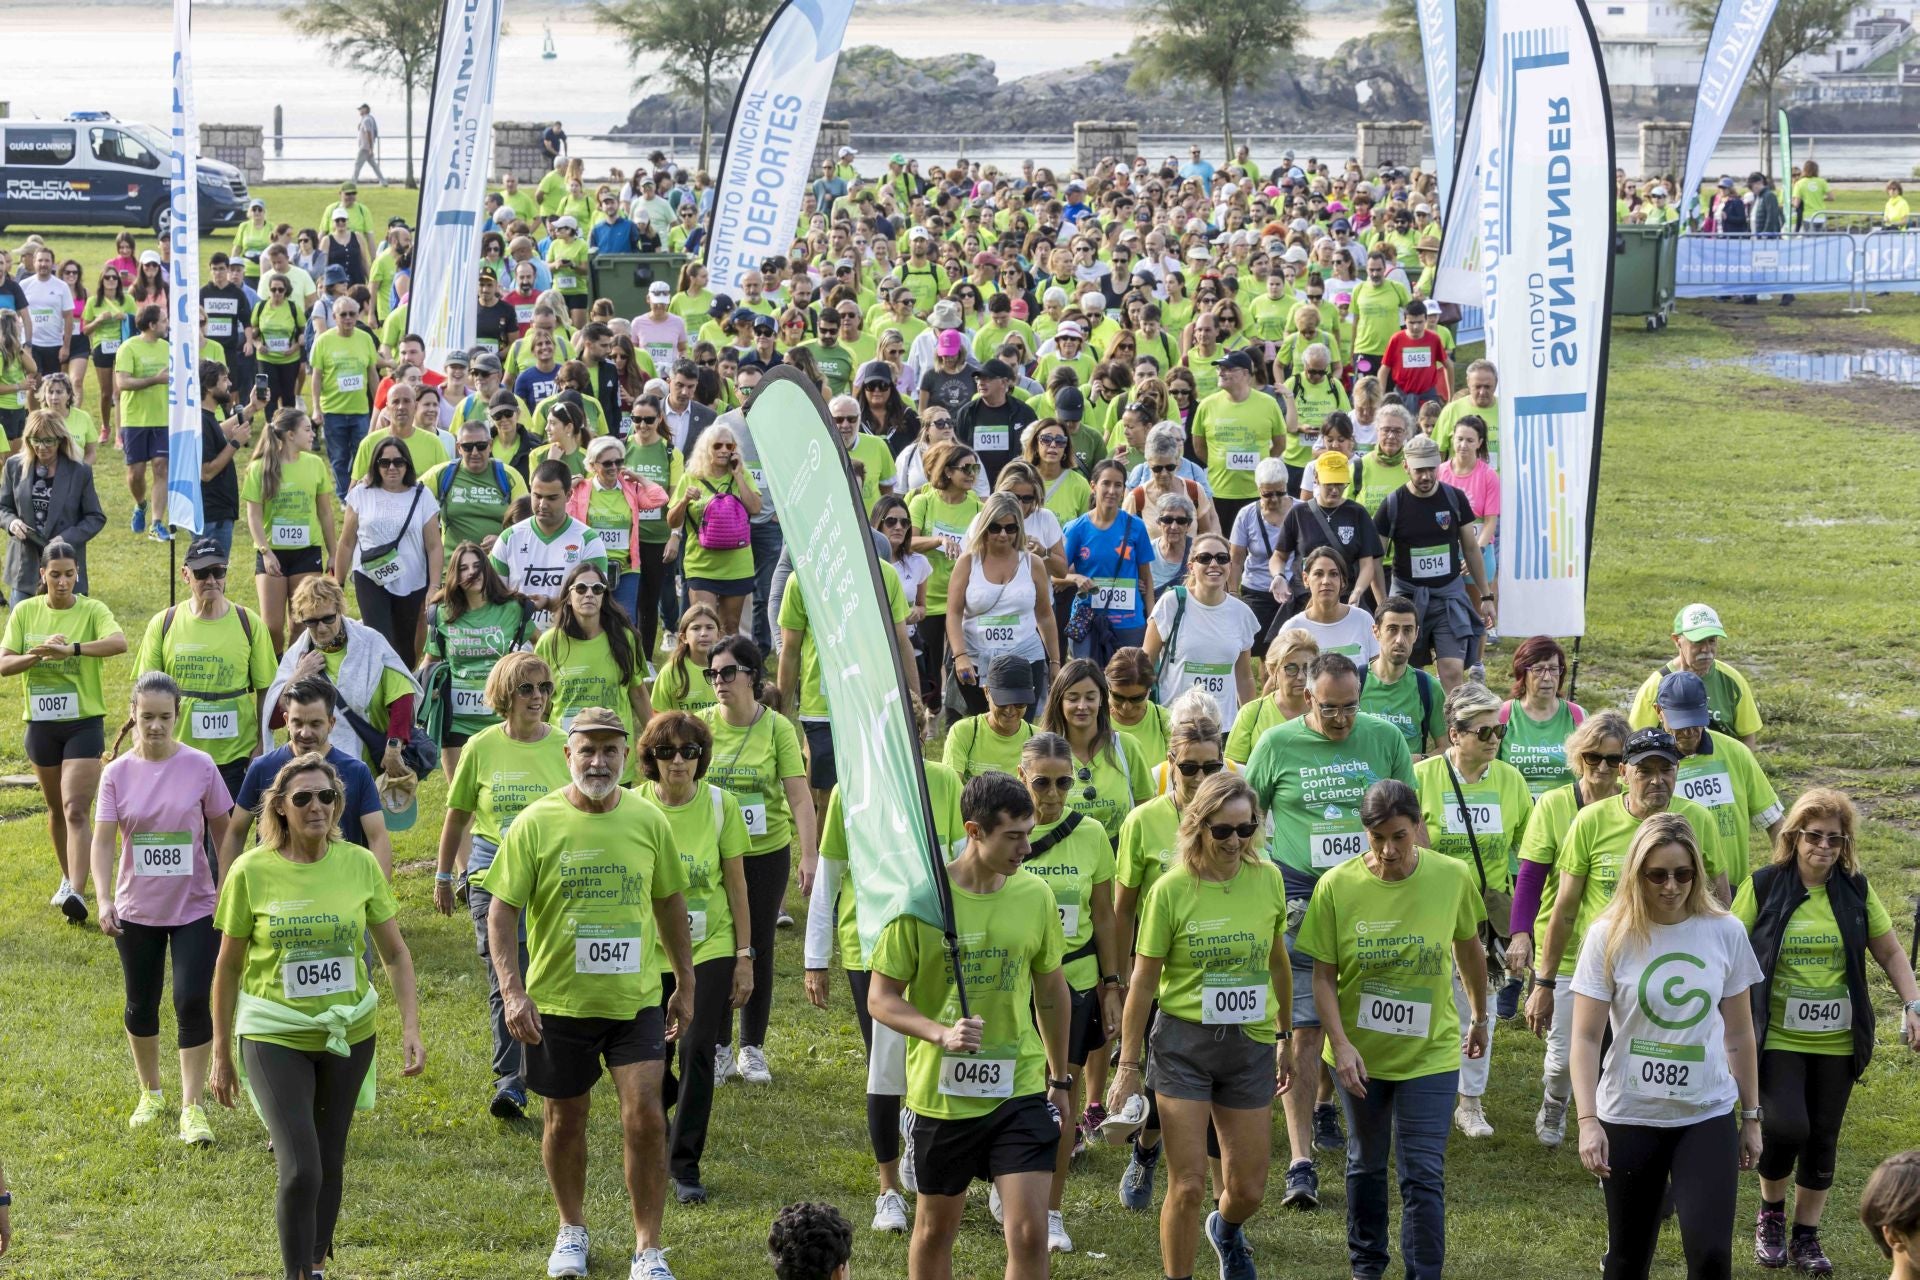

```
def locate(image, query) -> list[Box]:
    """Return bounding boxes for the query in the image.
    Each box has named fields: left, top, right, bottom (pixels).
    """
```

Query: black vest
left=1745, top=861, right=1875, bottom=1080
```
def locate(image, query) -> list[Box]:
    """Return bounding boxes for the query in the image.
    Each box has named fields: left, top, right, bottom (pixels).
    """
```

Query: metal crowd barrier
left=1675, top=230, right=1920, bottom=311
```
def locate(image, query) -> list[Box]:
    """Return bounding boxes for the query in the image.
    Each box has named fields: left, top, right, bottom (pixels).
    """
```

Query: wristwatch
left=1100, top=974, right=1124, bottom=989
left=1047, top=1077, right=1074, bottom=1091
left=1531, top=976, right=1556, bottom=992
left=1740, top=1106, right=1764, bottom=1122
left=0, top=1190, right=11, bottom=1207
left=1906, top=998, right=1920, bottom=1018
left=736, top=947, right=756, bottom=960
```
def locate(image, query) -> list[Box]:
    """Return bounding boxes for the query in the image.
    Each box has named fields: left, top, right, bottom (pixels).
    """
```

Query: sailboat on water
left=542, top=24, right=557, bottom=59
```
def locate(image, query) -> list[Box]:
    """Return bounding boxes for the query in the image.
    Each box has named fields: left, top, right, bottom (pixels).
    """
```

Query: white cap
left=908, top=226, right=931, bottom=241
left=1184, top=217, right=1208, bottom=235
left=1414, top=203, right=1432, bottom=214
left=1186, top=245, right=1212, bottom=261
left=1283, top=245, right=1311, bottom=264
left=1219, top=182, right=1238, bottom=198
left=1650, top=185, right=1668, bottom=197
left=648, top=281, right=672, bottom=298
left=553, top=215, right=579, bottom=231
left=838, top=145, right=857, bottom=158
left=140, top=249, right=163, bottom=265
left=1055, top=321, right=1085, bottom=340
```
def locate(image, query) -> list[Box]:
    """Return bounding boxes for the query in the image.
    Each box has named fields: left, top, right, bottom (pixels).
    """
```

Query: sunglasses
left=1795, top=830, right=1851, bottom=849
left=515, top=680, right=556, bottom=698
left=950, top=462, right=981, bottom=476
left=704, top=665, right=747, bottom=684
left=880, top=516, right=912, bottom=529
left=298, top=613, right=339, bottom=630
left=1641, top=866, right=1697, bottom=886
left=570, top=581, right=608, bottom=596
left=634, top=414, right=661, bottom=426
left=377, top=455, right=408, bottom=470
left=1192, top=552, right=1231, bottom=567
left=459, top=440, right=491, bottom=454
left=1037, top=434, right=1069, bottom=447
left=1208, top=820, right=1260, bottom=840
left=1158, top=516, right=1192, bottom=527
left=1073, top=766, right=1098, bottom=803
left=986, top=521, right=1019, bottom=536
left=1175, top=758, right=1226, bottom=777
left=288, top=788, right=341, bottom=809
left=1580, top=751, right=1626, bottom=769
left=1459, top=723, right=1507, bottom=743
left=650, top=743, right=705, bottom=762
left=833, top=414, right=859, bottom=424
left=1028, top=775, right=1074, bottom=791
left=190, top=566, right=228, bottom=581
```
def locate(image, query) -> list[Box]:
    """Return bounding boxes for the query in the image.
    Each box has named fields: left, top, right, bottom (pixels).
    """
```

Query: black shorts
left=522, top=1006, right=667, bottom=1099
left=443, top=728, right=473, bottom=749
left=685, top=574, right=755, bottom=598
left=1284, top=462, right=1306, bottom=496
left=67, top=333, right=90, bottom=361
left=1067, top=983, right=1110, bottom=1067
left=258, top=545, right=325, bottom=577
left=93, top=346, right=119, bottom=370
left=31, top=346, right=64, bottom=376
left=0, top=407, right=24, bottom=441
left=26, top=714, right=105, bottom=767
left=906, top=1093, right=1061, bottom=1198
left=562, top=292, right=589, bottom=313
left=803, top=719, right=835, bottom=790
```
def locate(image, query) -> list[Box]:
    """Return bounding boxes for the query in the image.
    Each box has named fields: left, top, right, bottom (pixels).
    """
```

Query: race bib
left=1054, top=891, right=1081, bottom=939
left=1625, top=1038, right=1706, bottom=1101
left=1090, top=577, right=1136, bottom=613
left=335, top=373, right=365, bottom=393
left=282, top=946, right=354, bottom=1000
left=1410, top=544, right=1452, bottom=578
left=687, top=909, right=708, bottom=944
left=1401, top=348, right=1432, bottom=369
left=574, top=922, right=642, bottom=974
left=450, top=681, right=490, bottom=718
left=1201, top=972, right=1268, bottom=1026
left=1356, top=980, right=1431, bottom=1038
left=361, top=547, right=403, bottom=587
left=190, top=701, right=240, bottom=740
left=597, top=526, right=631, bottom=553
left=978, top=613, right=1021, bottom=650
left=206, top=318, right=234, bottom=338
left=265, top=335, right=292, bottom=354
left=1310, top=815, right=1365, bottom=868
left=1678, top=768, right=1735, bottom=809
left=271, top=522, right=308, bottom=549
left=973, top=427, right=1009, bottom=453
left=1782, top=986, right=1851, bottom=1034
left=934, top=522, right=967, bottom=560
left=515, top=304, right=535, bottom=325
left=1443, top=798, right=1504, bottom=836
left=739, top=793, right=768, bottom=838
left=1226, top=449, right=1259, bottom=472
left=747, top=467, right=766, bottom=493
left=638, top=506, right=662, bottom=523
left=98, top=337, right=122, bottom=356
left=555, top=273, right=579, bottom=291
left=28, top=691, right=79, bottom=722
left=1184, top=661, right=1231, bottom=696
left=131, top=831, right=193, bottom=878
left=938, top=1051, right=1016, bottom=1099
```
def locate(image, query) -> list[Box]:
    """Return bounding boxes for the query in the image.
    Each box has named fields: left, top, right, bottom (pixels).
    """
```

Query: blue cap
left=1654, top=671, right=1711, bottom=730
left=322, top=265, right=350, bottom=286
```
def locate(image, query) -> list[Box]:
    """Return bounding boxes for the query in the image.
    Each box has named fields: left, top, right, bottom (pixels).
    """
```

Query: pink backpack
left=695, top=477, right=752, bottom=551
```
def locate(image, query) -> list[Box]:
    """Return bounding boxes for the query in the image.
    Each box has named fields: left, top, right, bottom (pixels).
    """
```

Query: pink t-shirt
left=95, top=746, right=233, bottom=927
left=629, top=313, right=689, bottom=368
left=1439, top=458, right=1500, bottom=521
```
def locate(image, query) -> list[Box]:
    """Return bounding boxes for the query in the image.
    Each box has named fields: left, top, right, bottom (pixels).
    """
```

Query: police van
left=0, top=112, right=249, bottom=237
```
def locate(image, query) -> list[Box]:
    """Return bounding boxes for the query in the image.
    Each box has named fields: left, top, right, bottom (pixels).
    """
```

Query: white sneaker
left=1047, top=1209, right=1073, bottom=1254
left=713, top=1044, right=736, bottom=1085
left=1454, top=1095, right=1494, bottom=1139
left=1535, top=1093, right=1569, bottom=1147
left=50, top=878, right=72, bottom=907
left=629, top=1246, right=674, bottom=1280
left=988, top=1184, right=1004, bottom=1224
left=898, top=1107, right=918, bottom=1192
left=547, top=1224, right=589, bottom=1278
left=872, top=1189, right=909, bottom=1234
left=737, top=1045, right=772, bottom=1084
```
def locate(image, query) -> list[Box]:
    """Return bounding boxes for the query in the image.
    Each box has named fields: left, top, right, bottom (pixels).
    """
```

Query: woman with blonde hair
left=1570, top=812, right=1764, bottom=1280
left=944, top=490, right=1058, bottom=720
left=1224, top=628, right=1317, bottom=765
left=666, top=422, right=762, bottom=635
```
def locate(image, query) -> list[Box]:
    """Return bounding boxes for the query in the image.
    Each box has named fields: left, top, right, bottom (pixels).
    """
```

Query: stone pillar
left=1074, top=121, right=1139, bottom=174
left=199, top=124, right=264, bottom=184
left=1638, top=121, right=1692, bottom=179
left=814, top=120, right=852, bottom=171
left=492, top=122, right=549, bottom=184
left=1356, top=121, right=1425, bottom=172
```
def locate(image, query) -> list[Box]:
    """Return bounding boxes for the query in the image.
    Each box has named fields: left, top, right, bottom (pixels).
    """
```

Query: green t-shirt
left=649, top=654, right=718, bottom=716
left=479, top=788, right=688, bottom=1019
left=1065, top=732, right=1156, bottom=844
left=114, top=335, right=171, bottom=428
left=622, top=439, right=684, bottom=546
left=446, top=721, right=569, bottom=845
left=1139, top=858, right=1289, bottom=1041
left=777, top=559, right=909, bottom=720
left=1115, top=703, right=1172, bottom=770
left=941, top=714, right=1034, bottom=781
left=798, top=340, right=857, bottom=395
left=213, top=841, right=397, bottom=1052
left=1732, top=878, right=1891, bottom=1055
left=818, top=762, right=965, bottom=971
left=697, top=706, right=807, bottom=855
left=1515, top=782, right=1585, bottom=942
left=242, top=452, right=333, bottom=550
left=1248, top=293, right=1297, bottom=342
left=1792, top=175, right=1831, bottom=222
left=1349, top=280, right=1412, bottom=357
left=62, top=407, right=100, bottom=452
left=1500, top=698, right=1579, bottom=796
left=1674, top=731, right=1782, bottom=886
left=1225, top=694, right=1293, bottom=766
left=1359, top=665, right=1443, bottom=758
left=1040, top=467, right=1093, bottom=529
left=1296, top=849, right=1485, bottom=1080
left=847, top=432, right=896, bottom=514
left=1558, top=793, right=1727, bottom=977
left=312, top=328, right=382, bottom=416
left=318, top=648, right=411, bottom=748
left=134, top=604, right=278, bottom=765
left=1114, top=794, right=1182, bottom=907
left=1627, top=658, right=1762, bottom=742
left=1413, top=754, right=1535, bottom=893
left=635, top=782, right=751, bottom=969
left=3, top=596, right=120, bottom=724
left=1022, top=814, right=1116, bottom=992
left=422, top=460, right=528, bottom=551
left=250, top=299, right=304, bottom=365
left=870, top=869, right=1064, bottom=1120
left=535, top=627, right=649, bottom=744
left=673, top=471, right=761, bottom=583
left=584, top=484, right=636, bottom=571
left=1192, top=389, right=1286, bottom=500
left=907, top=490, right=984, bottom=614
left=1356, top=450, right=1405, bottom=516
left=1244, top=713, right=1416, bottom=888
left=351, top=427, right=448, bottom=485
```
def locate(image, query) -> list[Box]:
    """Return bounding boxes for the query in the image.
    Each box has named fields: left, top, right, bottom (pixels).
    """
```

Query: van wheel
left=151, top=204, right=173, bottom=237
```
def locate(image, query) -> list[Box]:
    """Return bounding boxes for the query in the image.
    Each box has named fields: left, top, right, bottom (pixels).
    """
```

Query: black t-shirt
left=1276, top=497, right=1383, bottom=587
left=200, top=283, right=251, bottom=358
left=1374, top=481, right=1475, bottom=588
left=475, top=300, right=518, bottom=352
left=30, top=465, right=52, bottom=527
left=954, top=394, right=1037, bottom=487
left=922, top=368, right=976, bottom=419
left=199, top=408, right=241, bottom=522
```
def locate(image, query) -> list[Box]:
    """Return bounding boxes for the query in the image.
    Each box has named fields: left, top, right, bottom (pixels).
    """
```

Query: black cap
left=488, top=389, right=521, bottom=415
left=707, top=293, right=737, bottom=319
left=985, top=655, right=1037, bottom=703
left=977, top=358, right=1016, bottom=381
left=857, top=360, right=893, bottom=388
left=1624, top=727, right=1682, bottom=766
left=1213, top=350, right=1256, bottom=373
left=751, top=314, right=777, bottom=334
left=182, top=536, right=228, bottom=570
left=1053, top=386, right=1086, bottom=421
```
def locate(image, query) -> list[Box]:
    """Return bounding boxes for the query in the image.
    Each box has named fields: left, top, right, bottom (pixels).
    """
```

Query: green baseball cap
left=1672, top=603, right=1726, bottom=641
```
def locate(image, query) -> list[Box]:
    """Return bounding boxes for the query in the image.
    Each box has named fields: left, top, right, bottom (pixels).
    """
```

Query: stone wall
left=200, top=124, right=263, bottom=185
left=1356, top=121, right=1424, bottom=172
left=493, top=122, right=550, bottom=185
left=1073, top=121, right=1138, bottom=174
left=815, top=120, right=851, bottom=171
left=1638, top=121, right=1691, bottom=180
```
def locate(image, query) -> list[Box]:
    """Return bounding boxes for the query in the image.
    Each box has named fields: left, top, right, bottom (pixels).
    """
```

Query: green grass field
left=0, top=193, right=1917, bottom=1278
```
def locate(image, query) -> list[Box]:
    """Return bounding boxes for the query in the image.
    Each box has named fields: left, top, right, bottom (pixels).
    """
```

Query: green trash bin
left=1612, top=222, right=1678, bottom=330
left=591, top=252, right=693, bottom=319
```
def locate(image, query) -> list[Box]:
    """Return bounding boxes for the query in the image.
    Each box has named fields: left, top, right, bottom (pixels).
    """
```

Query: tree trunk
left=404, top=79, right=417, bottom=188
left=1220, top=82, right=1236, bottom=165
left=698, top=64, right=714, bottom=172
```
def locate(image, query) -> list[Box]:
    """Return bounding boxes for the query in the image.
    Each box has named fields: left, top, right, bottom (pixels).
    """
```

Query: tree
left=594, top=0, right=780, bottom=172
left=1681, top=0, right=1855, bottom=172
left=286, top=0, right=439, bottom=188
left=1383, top=0, right=1485, bottom=83
left=1127, top=0, right=1305, bottom=160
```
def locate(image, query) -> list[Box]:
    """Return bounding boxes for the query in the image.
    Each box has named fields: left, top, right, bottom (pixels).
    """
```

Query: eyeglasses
left=1109, top=690, right=1149, bottom=707
left=1028, top=775, right=1074, bottom=791
left=1315, top=702, right=1359, bottom=719
left=288, top=788, right=341, bottom=809
left=27, top=435, right=61, bottom=446
left=1641, top=866, right=1696, bottom=886
left=298, top=613, right=339, bottom=630
left=459, top=440, right=491, bottom=454
left=515, top=680, right=556, bottom=699
left=570, top=581, right=608, bottom=596
left=704, top=664, right=747, bottom=684
left=1580, top=751, right=1626, bottom=769
left=986, top=521, right=1019, bottom=536
left=377, top=455, right=409, bottom=470
left=1175, top=758, right=1226, bottom=777
left=1158, top=516, right=1192, bottom=527
left=1192, top=552, right=1231, bottom=567
left=1208, top=820, right=1260, bottom=840
left=190, top=566, right=228, bottom=581
left=1460, top=723, right=1507, bottom=743
left=650, top=743, right=705, bottom=762
left=1795, top=830, right=1851, bottom=849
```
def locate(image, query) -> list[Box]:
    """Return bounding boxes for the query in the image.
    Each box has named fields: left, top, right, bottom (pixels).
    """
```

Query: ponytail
left=107, top=671, right=183, bottom=761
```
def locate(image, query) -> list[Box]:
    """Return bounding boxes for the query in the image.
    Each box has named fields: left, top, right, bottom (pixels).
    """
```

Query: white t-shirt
left=1294, top=605, right=1379, bottom=664
left=1229, top=500, right=1288, bottom=594
left=891, top=552, right=933, bottom=626
left=345, top=483, right=441, bottom=597
left=1150, top=589, right=1259, bottom=725
left=1571, top=911, right=1762, bottom=1127
left=490, top=516, right=607, bottom=631
left=19, top=274, right=73, bottom=349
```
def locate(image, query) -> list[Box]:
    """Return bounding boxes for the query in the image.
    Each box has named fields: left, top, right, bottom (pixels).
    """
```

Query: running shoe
left=1048, top=1209, right=1073, bottom=1254
left=1535, top=1094, right=1569, bottom=1148
left=1118, top=1140, right=1160, bottom=1211
left=1454, top=1095, right=1494, bottom=1138
left=129, top=1090, right=166, bottom=1130
left=1787, top=1232, right=1833, bottom=1276
left=871, top=1189, right=909, bottom=1234
left=736, top=1045, right=772, bottom=1085
left=1080, top=1101, right=1107, bottom=1135
left=1280, top=1159, right=1319, bottom=1210
left=1312, top=1101, right=1344, bottom=1153
left=179, top=1103, right=214, bottom=1146
left=713, top=1043, right=736, bottom=1085
left=672, top=1178, right=706, bottom=1205
left=547, top=1224, right=589, bottom=1278
left=49, top=877, right=72, bottom=907
left=132, top=507, right=146, bottom=535
left=776, top=908, right=795, bottom=928
left=62, top=890, right=89, bottom=925
left=1755, top=1205, right=1788, bottom=1269
left=1205, top=1209, right=1257, bottom=1280
left=151, top=522, right=172, bottom=543
left=490, top=1083, right=527, bottom=1120
left=630, top=1247, right=675, bottom=1280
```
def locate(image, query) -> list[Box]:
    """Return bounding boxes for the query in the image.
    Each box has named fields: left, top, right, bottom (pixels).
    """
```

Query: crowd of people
left=1, top=140, right=1918, bottom=1280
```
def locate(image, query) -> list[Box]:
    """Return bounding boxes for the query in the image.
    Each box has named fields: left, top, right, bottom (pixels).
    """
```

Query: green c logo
left=1638, top=952, right=1711, bottom=1031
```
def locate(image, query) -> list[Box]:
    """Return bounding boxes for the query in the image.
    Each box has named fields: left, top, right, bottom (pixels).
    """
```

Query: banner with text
left=745, top=369, right=952, bottom=960
left=1682, top=0, right=1779, bottom=221
left=1418, top=0, right=1460, bottom=205
left=1480, top=0, right=1614, bottom=637
left=704, top=0, right=856, bottom=294
left=165, top=0, right=203, bottom=536
left=410, top=0, right=504, bottom=373
left=1435, top=55, right=1486, bottom=307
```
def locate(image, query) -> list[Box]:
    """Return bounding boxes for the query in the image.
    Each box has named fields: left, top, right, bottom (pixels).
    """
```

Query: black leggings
left=1758, top=1049, right=1854, bottom=1191
left=1600, top=1113, right=1738, bottom=1280
left=918, top=614, right=947, bottom=706
left=261, top=361, right=304, bottom=417
left=662, top=954, right=739, bottom=1185
left=113, top=915, right=218, bottom=1046
left=732, top=847, right=789, bottom=1048
left=352, top=573, right=428, bottom=670
left=847, top=969, right=901, bottom=1165
left=631, top=538, right=669, bottom=659
left=242, top=1035, right=376, bottom=1280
